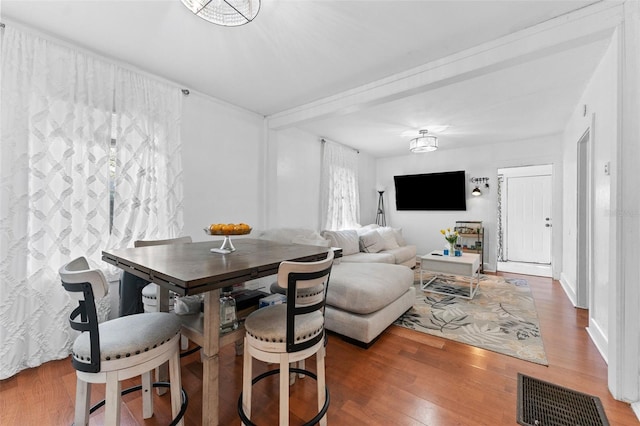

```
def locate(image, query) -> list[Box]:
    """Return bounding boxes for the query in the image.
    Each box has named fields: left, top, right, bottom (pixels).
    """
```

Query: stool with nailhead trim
left=238, top=250, right=334, bottom=426
left=60, top=256, right=184, bottom=426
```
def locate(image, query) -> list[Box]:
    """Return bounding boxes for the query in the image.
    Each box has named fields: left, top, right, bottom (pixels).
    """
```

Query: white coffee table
left=420, top=251, right=481, bottom=299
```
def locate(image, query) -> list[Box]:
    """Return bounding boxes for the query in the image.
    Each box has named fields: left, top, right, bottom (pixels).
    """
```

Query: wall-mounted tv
left=394, top=170, right=467, bottom=211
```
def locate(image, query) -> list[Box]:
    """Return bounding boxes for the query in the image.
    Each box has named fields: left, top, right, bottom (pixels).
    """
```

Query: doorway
left=497, top=165, right=553, bottom=277
left=576, top=129, right=590, bottom=309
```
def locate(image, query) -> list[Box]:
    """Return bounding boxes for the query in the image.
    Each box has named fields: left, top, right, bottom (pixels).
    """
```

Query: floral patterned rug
left=394, top=272, right=548, bottom=365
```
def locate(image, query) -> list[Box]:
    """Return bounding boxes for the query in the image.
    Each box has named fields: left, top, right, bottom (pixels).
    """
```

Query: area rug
left=394, top=272, right=548, bottom=365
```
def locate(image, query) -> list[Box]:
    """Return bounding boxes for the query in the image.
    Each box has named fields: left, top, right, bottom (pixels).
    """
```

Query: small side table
left=420, top=251, right=481, bottom=299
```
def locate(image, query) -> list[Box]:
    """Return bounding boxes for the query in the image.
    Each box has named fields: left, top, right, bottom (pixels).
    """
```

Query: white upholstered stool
left=60, top=257, right=185, bottom=426
left=239, top=250, right=334, bottom=426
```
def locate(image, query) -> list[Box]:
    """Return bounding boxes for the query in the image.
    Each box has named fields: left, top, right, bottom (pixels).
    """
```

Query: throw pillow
left=359, top=229, right=386, bottom=253
left=320, top=230, right=360, bottom=255
left=377, top=227, right=400, bottom=250
left=356, top=223, right=380, bottom=236
left=392, top=227, right=406, bottom=246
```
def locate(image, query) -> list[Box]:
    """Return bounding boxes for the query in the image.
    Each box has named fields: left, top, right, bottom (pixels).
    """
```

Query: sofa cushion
left=321, top=230, right=360, bottom=256
left=340, top=252, right=395, bottom=264
left=359, top=229, right=385, bottom=253
left=384, top=245, right=417, bottom=265
left=327, top=263, right=414, bottom=315
left=377, top=227, right=400, bottom=250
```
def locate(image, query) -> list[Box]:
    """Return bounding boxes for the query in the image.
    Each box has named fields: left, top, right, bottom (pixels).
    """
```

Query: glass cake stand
left=204, top=228, right=252, bottom=254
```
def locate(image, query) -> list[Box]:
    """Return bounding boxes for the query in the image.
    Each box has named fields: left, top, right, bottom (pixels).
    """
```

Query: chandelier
left=409, top=130, right=438, bottom=153
left=181, top=0, right=261, bottom=26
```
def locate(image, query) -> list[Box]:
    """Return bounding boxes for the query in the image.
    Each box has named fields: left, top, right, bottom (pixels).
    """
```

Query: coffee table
left=419, top=251, right=481, bottom=299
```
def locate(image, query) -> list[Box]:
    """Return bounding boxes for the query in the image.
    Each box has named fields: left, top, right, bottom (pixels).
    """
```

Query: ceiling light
left=181, top=0, right=260, bottom=26
left=409, top=130, right=438, bottom=153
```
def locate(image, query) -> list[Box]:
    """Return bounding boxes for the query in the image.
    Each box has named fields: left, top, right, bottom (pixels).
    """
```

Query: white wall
left=376, top=137, right=563, bottom=272
left=181, top=92, right=265, bottom=242
left=561, top=33, right=617, bottom=358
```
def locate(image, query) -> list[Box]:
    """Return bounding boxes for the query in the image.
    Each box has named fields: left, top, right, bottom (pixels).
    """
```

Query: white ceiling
left=1, top=0, right=616, bottom=157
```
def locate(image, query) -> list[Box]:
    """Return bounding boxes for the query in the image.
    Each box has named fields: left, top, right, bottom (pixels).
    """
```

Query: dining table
left=102, top=237, right=331, bottom=426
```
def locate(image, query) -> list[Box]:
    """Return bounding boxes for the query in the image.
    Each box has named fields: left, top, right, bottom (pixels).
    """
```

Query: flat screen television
left=394, top=170, right=467, bottom=211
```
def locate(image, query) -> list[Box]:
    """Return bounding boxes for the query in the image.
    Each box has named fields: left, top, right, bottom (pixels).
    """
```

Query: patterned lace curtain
left=106, top=68, right=184, bottom=255
left=0, top=26, right=115, bottom=379
left=320, top=140, right=360, bottom=230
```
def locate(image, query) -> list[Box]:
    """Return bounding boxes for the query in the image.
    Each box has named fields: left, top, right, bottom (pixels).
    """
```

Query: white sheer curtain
left=319, top=140, right=360, bottom=230
left=107, top=68, right=184, bottom=254
left=0, top=27, right=114, bottom=379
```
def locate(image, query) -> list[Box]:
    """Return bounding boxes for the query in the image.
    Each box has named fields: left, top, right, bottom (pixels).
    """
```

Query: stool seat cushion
left=73, top=312, right=181, bottom=363
left=245, top=305, right=323, bottom=344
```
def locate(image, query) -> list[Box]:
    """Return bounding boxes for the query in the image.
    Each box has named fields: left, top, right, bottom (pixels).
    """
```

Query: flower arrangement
left=440, top=228, right=459, bottom=245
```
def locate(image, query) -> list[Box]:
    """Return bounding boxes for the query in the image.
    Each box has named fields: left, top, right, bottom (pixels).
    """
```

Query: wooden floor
left=1, top=272, right=638, bottom=425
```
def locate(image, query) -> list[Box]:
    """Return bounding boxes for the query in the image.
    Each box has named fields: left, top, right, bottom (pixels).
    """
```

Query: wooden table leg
left=156, top=286, right=170, bottom=395
left=202, top=289, right=220, bottom=426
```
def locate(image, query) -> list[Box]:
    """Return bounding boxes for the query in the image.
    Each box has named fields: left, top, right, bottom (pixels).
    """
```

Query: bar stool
left=136, top=236, right=192, bottom=314
left=60, top=257, right=185, bottom=425
left=238, top=250, right=334, bottom=426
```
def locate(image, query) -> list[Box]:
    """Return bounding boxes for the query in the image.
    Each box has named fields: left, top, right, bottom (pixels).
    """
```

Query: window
left=320, top=141, right=360, bottom=230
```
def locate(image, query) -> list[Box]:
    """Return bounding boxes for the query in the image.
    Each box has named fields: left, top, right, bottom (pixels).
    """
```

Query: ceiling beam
left=267, top=1, right=623, bottom=130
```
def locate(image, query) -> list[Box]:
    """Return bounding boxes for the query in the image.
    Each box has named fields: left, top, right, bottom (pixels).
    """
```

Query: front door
left=505, top=174, right=552, bottom=264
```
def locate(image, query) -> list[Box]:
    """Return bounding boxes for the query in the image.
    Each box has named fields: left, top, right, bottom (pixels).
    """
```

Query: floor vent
left=517, top=373, right=609, bottom=426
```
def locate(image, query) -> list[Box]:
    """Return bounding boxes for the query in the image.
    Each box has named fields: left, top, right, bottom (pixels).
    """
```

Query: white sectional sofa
left=254, top=226, right=416, bottom=346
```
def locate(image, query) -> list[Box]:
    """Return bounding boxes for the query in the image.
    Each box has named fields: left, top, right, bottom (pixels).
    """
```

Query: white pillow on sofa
left=359, top=230, right=386, bottom=253
left=321, top=230, right=360, bottom=255
left=392, top=227, right=406, bottom=246
left=377, top=227, right=400, bottom=250
left=356, top=223, right=380, bottom=236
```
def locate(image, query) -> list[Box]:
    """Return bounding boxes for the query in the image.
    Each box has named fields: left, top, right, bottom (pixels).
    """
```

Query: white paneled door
left=505, top=174, right=552, bottom=264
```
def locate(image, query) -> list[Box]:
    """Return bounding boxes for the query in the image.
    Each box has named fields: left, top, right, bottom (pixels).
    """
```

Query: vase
left=449, top=243, right=456, bottom=256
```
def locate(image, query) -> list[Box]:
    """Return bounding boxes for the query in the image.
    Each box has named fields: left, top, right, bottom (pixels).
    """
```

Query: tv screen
left=394, top=170, right=467, bottom=211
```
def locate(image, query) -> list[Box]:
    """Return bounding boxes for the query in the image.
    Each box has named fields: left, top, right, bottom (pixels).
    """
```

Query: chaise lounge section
left=254, top=227, right=416, bottom=346
left=325, top=262, right=415, bottom=346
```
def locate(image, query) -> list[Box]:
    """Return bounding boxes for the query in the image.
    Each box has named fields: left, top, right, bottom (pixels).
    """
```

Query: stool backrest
left=59, top=257, right=109, bottom=373
left=277, top=250, right=334, bottom=353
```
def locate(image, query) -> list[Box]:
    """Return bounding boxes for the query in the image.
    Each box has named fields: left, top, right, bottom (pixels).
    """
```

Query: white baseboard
left=497, top=261, right=552, bottom=277
left=631, top=401, right=640, bottom=422
left=586, top=318, right=608, bottom=364
left=559, top=272, right=578, bottom=307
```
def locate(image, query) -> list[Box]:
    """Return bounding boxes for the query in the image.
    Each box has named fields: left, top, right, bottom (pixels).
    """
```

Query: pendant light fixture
left=181, top=0, right=261, bottom=26
left=409, top=130, right=438, bottom=153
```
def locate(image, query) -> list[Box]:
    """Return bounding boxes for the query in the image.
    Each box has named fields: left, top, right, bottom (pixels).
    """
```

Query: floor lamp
left=376, top=190, right=386, bottom=226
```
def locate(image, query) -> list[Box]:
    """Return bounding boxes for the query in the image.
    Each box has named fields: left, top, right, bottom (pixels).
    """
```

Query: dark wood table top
left=102, top=238, right=331, bottom=296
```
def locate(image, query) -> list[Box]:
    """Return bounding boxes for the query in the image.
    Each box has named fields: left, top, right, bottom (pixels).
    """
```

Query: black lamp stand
left=376, top=191, right=386, bottom=226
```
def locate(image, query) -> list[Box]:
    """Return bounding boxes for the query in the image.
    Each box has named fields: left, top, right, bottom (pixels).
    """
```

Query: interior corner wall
left=180, top=92, right=264, bottom=241
left=376, top=137, right=562, bottom=273
left=266, top=128, right=376, bottom=231
left=561, top=31, right=617, bottom=356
